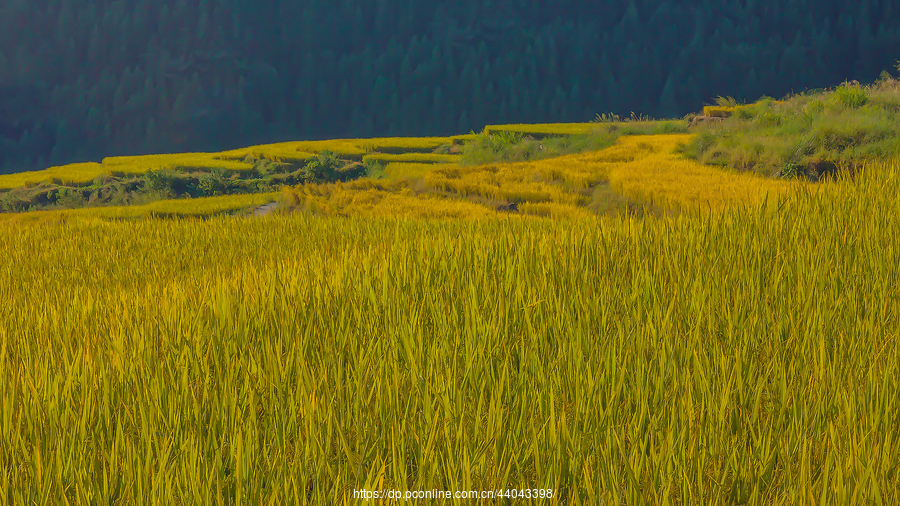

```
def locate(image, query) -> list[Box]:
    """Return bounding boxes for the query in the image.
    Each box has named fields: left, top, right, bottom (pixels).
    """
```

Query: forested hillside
left=2, top=0, right=899, bottom=175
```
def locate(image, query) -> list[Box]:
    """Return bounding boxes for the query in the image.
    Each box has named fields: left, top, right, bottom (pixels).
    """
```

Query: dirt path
left=251, top=202, right=279, bottom=217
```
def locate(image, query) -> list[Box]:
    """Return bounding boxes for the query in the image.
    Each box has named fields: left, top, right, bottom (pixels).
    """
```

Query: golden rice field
left=0, top=155, right=260, bottom=190
left=0, top=192, right=279, bottom=224
left=600, top=135, right=802, bottom=212
left=1, top=127, right=897, bottom=504
left=383, top=162, right=457, bottom=181
left=361, top=153, right=461, bottom=164
left=0, top=162, right=112, bottom=189
left=484, top=123, right=606, bottom=137
left=0, top=134, right=479, bottom=190
left=283, top=135, right=801, bottom=220
left=215, top=135, right=477, bottom=161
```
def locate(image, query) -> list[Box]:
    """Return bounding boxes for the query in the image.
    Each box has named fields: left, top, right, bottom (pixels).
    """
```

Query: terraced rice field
left=1, top=124, right=896, bottom=504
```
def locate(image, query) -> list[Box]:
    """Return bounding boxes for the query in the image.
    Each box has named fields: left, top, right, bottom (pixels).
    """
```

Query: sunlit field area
left=1, top=109, right=898, bottom=503
left=0, top=84, right=900, bottom=505
left=279, top=134, right=799, bottom=220
left=8, top=0, right=900, bottom=501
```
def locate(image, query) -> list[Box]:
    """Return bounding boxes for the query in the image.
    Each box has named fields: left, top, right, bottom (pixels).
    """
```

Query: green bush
left=299, top=151, right=366, bottom=184
left=197, top=168, right=232, bottom=197
left=336, top=162, right=367, bottom=182
left=780, top=162, right=802, bottom=179
left=254, top=158, right=276, bottom=176
left=55, top=187, right=87, bottom=207
left=363, top=159, right=387, bottom=179
left=489, top=130, right=526, bottom=152
left=142, top=169, right=179, bottom=195
left=754, top=110, right=784, bottom=127
left=833, top=83, right=869, bottom=108
left=804, top=99, right=825, bottom=115
left=301, top=151, right=344, bottom=183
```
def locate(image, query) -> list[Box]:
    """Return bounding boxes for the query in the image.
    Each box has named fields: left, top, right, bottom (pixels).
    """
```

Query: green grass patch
left=461, top=120, right=689, bottom=166
left=683, top=78, right=900, bottom=180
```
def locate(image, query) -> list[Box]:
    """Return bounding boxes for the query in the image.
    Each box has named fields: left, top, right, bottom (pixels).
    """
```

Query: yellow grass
left=423, top=163, right=586, bottom=205
left=702, top=101, right=783, bottom=118
left=703, top=105, right=736, bottom=117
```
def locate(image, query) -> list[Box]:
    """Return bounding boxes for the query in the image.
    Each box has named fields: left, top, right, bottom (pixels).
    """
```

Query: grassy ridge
left=483, top=119, right=687, bottom=138
left=1, top=162, right=897, bottom=503
left=0, top=133, right=798, bottom=222
left=683, top=78, right=900, bottom=179
left=461, top=119, right=689, bottom=167
left=484, top=122, right=606, bottom=136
